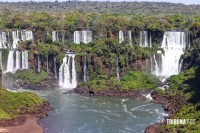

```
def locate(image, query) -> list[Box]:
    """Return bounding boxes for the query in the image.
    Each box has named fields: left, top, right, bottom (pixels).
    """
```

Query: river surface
left=27, top=89, right=167, bottom=133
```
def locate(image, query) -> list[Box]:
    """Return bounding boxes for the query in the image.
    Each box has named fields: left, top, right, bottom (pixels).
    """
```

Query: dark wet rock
left=89, top=90, right=95, bottom=95
left=145, top=125, right=159, bottom=133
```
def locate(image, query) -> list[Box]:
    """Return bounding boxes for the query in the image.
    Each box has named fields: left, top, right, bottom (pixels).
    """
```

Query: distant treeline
left=0, top=1, right=200, bottom=15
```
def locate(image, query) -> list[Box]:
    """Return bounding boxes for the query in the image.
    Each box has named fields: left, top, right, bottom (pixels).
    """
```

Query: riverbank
left=0, top=88, right=52, bottom=133
left=0, top=115, right=43, bottom=133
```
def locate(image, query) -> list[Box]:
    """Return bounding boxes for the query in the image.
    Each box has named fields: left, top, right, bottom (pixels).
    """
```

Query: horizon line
left=0, top=1, right=199, bottom=6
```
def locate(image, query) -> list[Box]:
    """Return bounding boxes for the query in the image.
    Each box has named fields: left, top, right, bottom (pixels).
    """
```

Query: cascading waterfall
left=119, top=30, right=132, bottom=45
left=54, top=57, right=57, bottom=79
left=140, top=31, right=152, bottom=47
left=0, top=31, right=8, bottom=48
left=74, top=31, right=81, bottom=44
left=151, top=31, right=189, bottom=81
left=21, top=51, right=28, bottom=69
left=15, top=50, right=21, bottom=71
left=37, top=55, right=41, bottom=73
left=12, top=31, right=20, bottom=49
left=59, top=53, right=77, bottom=89
left=74, top=30, right=92, bottom=44
left=128, top=31, right=132, bottom=46
left=6, top=50, right=14, bottom=73
left=21, top=30, right=33, bottom=41
left=116, top=56, right=120, bottom=81
left=52, top=31, right=59, bottom=42
left=25, top=31, right=33, bottom=41
left=0, top=30, right=33, bottom=49
left=83, top=56, right=87, bottom=82
left=119, top=30, right=124, bottom=44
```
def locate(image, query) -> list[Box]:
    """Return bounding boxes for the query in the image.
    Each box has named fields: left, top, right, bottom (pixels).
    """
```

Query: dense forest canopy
left=0, top=1, right=200, bottom=15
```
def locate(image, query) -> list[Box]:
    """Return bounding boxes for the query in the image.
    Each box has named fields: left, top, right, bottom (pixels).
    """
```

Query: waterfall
left=82, top=31, right=87, bottom=44
left=54, top=57, right=57, bottom=79
left=116, top=56, right=120, bottom=81
left=37, top=55, right=41, bottom=73
left=74, top=30, right=92, bottom=44
left=52, top=31, right=57, bottom=42
left=128, top=31, right=132, bottom=46
left=119, top=30, right=124, bottom=44
left=140, top=31, right=151, bottom=47
left=12, top=31, right=20, bottom=49
left=71, top=54, right=77, bottom=88
left=74, top=31, right=80, bottom=44
left=59, top=53, right=77, bottom=89
left=151, top=31, right=189, bottom=81
left=83, top=56, right=87, bottom=82
left=21, top=30, right=26, bottom=41
left=5, top=50, right=28, bottom=73
left=25, top=31, right=33, bottom=41
left=20, top=30, right=33, bottom=41
left=15, top=50, right=21, bottom=71
left=21, top=51, right=28, bottom=69
left=6, top=50, right=14, bottom=73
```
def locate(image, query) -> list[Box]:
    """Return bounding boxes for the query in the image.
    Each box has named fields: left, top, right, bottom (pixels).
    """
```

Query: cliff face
left=1, top=51, right=151, bottom=89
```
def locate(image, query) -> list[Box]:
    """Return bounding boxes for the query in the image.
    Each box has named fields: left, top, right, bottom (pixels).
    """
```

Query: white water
left=74, top=31, right=81, bottom=44
left=12, top=31, right=20, bottom=49
left=74, top=30, right=92, bottom=44
left=116, top=56, right=120, bottom=81
left=83, top=56, right=87, bottom=82
left=128, top=31, right=132, bottom=46
left=52, top=31, right=59, bottom=42
left=119, top=30, right=124, bottom=44
left=143, top=93, right=153, bottom=101
left=140, top=31, right=151, bottom=47
left=21, top=51, right=28, bottom=69
left=20, top=30, right=33, bottom=41
left=59, top=54, right=77, bottom=89
left=15, top=50, right=21, bottom=71
left=0, top=31, right=8, bottom=48
left=151, top=31, right=189, bottom=81
left=6, top=50, right=14, bottom=73
left=25, top=31, right=33, bottom=41
left=119, top=30, right=132, bottom=45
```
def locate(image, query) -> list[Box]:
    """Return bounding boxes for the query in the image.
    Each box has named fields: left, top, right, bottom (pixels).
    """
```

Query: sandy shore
left=0, top=115, right=43, bottom=133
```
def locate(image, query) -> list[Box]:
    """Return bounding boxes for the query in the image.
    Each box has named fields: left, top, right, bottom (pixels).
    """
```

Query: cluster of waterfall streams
left=59, top=53, right=77, bottom=89
left=0, top=30, right=33, bottom=49
left=140, top=31, right=152, bottom=47
left=5, top=50, right=28, bottom=73
left=119, top=30, right=132, bottom=45
left=74, top=30, right=92, bottom=44
left=151, top=31, right=190, bottom=81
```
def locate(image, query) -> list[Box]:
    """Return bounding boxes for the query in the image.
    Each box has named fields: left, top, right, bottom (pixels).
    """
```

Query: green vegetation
left=121, top=71, right=157, bottom=90
left=155, top=49, right=200, bottom=132
left=0, top=2, right=200, bottom=15
left=13, top=70, right=48, bottom=84
left=80, top=71, right=157, bottom=91
left=0, top=88, right=44, bottom=119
